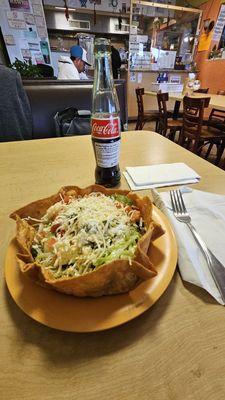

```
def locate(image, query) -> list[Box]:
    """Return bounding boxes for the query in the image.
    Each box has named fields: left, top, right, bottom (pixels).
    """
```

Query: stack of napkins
left=152, top=187, right=225, bottom=305
left=124, top=163, right=200, bottom=190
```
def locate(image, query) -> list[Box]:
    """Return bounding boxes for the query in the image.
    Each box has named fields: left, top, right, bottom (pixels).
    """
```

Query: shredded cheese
left=31, top=192, right=144, bottom=279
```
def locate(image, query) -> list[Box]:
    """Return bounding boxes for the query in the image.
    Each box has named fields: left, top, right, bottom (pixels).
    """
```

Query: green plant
left=208, top=45, right=220, bottom=59
left=188, top=61, right=198, bottom=73
left=9, top=58, right=43, bottom=78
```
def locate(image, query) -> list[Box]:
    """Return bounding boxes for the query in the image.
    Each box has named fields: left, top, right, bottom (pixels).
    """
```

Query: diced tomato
left=130, top=210, right=141, bottom=222
left=38, top=231, right=47, bottom=239
left=50, top=223, right=61, bottom=233
left=63, top=195, right=71, bottom=204
left=45, top=237, right=57, bottom=249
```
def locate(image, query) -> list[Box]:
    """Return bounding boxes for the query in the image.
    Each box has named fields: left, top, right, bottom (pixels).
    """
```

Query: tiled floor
left=128, top=120, right=225, bottom=170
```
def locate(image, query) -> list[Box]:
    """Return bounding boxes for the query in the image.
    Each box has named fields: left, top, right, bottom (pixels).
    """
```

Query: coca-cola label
left=91, top=117, right=120, bottom=139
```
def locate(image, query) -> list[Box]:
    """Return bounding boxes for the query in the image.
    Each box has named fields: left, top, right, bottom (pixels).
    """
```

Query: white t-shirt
left=57, top=56, right=83, bottom=80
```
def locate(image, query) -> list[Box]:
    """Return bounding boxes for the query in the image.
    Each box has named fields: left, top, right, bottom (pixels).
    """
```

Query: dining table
left=1, top=130, right=225, bottom=400
left=145, top=91, right=225, bottom=111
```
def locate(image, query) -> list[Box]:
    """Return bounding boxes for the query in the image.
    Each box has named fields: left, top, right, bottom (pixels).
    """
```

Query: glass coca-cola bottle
left=91, top=38, right=121, bottom=187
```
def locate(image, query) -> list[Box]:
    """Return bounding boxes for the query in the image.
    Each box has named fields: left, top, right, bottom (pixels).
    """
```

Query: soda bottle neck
left=92, top=43, right=120, bottom=115
left=94, top=54, right=113, bottom=91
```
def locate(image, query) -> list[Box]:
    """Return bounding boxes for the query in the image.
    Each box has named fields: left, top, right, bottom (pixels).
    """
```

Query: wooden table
left=1, top=131, right=225, bottom=400
left=145, top=91, right=225, bottom=111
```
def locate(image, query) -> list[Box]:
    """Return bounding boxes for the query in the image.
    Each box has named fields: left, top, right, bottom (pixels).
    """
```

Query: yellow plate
left=5, top=206, right=177, bottom=332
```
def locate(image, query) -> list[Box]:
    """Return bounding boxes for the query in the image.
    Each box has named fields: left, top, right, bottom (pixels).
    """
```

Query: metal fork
left=170, top=189, right=225, bottom=303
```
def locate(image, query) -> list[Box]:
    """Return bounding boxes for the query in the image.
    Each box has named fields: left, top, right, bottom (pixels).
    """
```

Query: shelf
left=44, top=5, right=130, bottom=18
left=130, top=69, right=188, bottom=73
left=207, top=58, right=225, bottom=62
left=48, top=29, right=129, bottom=38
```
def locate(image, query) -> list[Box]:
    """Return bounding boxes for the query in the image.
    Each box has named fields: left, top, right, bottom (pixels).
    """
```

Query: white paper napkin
left=152, top=187, right=225, bottom=305
left=124, top=163, right=200, bottom=190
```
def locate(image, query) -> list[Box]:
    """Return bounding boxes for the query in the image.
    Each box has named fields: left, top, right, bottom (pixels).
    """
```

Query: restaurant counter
left=127, top=70, right=189, bottom=118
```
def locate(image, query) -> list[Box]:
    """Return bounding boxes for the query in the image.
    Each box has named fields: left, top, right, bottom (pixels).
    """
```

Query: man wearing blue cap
left=58, top=45, right=91, bottom=80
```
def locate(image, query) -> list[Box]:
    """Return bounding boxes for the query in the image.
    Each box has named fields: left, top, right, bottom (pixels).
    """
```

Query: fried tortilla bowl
left=10, top=185, right=164, bottom=297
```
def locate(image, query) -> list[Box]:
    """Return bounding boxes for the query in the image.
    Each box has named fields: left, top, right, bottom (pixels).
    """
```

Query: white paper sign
left=136, top=35, right=148, bottom=43
left=8, top=19, right=26, bottom=29
left=139, top=42, right=143, bottom=56
left=130, top=72, right=136, bottom=82
left=6, top=11, right=26, bottom=28
left=32, top=4, right=43, bottom=17
left=7, top=11, right=24, bottom=21
left=37, top=27, right=48, bottom=38
left=21, top=48, right=31, bottom=59
left=130, top=25, right=137, bottom=34
left=170, top=75, right=181, bottom=84
left=137, top=72, right=142, bottom=83
left=24, top=13, right=35, bottom=25
left=4, top=35, right=15, bottom=45
left=35, top=16, right=45, bottom=27
left=130, top=34, right=137, bottom=43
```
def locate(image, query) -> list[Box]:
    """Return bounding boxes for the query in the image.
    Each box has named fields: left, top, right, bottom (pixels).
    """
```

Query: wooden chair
left=221, top=153, right=225, bottom=170
left=217, top=90, right=225, bottom=95
left=207, top=108, right=225, bottom=129
left=204, top=108, right=225, bottom=160
left=194, top=88, right=209, bottom=93
left=135, top=88, right=159, bottom=131
left=179, top=96, right=225, bottom=164
left=157, top=92, right=183, bottom=141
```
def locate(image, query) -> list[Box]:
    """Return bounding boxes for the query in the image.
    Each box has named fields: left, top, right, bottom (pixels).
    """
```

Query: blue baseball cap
left=70, top=45, right=91, bottom=66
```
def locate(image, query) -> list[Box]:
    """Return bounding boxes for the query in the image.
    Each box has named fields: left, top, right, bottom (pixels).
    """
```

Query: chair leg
left=186, top=138, right=192, bottom=150
left=135, top=118, right=145, bottom=131
left=175, top=129, right=182, bottom=144
left=215, top=142, right=225, bottom=165
left=178, top=133, right=185, bottom=147
left=168, top=129, right=178, bottom=142
left=135, top=118, right=140, bottom=130
left=135, top=116, right=144, bottom=130
left=193, top=140, right=200, bottom=154
left=205, top=143, right=213, bottom=159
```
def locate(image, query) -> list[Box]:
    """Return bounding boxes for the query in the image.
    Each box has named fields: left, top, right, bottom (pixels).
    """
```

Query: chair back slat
left=135, top=88, right=145, bottom=116
left=217, top=90, right=225, bottom=95
left=194, top=88, right=209, bottom=94
left=157, top=92, right=169, bottom=119
left=209, top=108, right=225, bottom=124
left=183, top=96, right=207, bottom=137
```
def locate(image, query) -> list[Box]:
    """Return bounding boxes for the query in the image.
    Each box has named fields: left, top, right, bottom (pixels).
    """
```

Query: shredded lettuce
left=111, top=194, right=133, bottom=206
left=31, top=192, right=144, bottom=279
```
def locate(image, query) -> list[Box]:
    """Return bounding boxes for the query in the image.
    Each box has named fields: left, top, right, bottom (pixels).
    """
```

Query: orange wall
left=195, top=0, right=225, bottom=93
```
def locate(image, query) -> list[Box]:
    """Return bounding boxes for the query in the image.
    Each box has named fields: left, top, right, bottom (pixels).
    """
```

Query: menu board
left=213, top=4, right=225, bottom=42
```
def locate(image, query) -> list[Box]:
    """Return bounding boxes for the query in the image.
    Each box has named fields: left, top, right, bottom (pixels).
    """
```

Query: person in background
left=111, top=45, right=121, bottom=79
left=0, top=65, right=32, bottom=142
left=58, top=45, right=91, bottom=80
